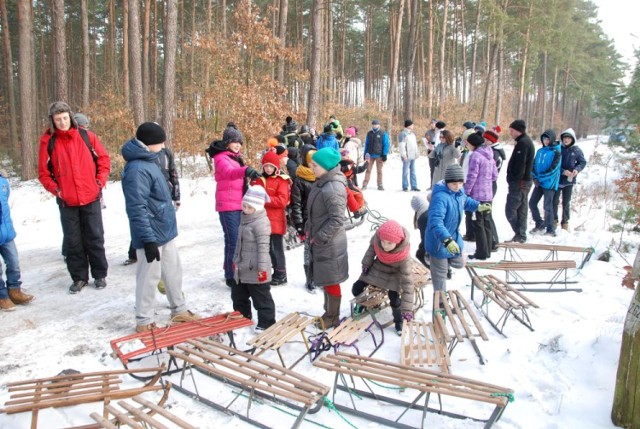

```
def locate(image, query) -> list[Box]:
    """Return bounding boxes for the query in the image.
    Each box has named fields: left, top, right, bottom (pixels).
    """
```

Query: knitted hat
left=410, top=195, right=429, bottom=219
left=378, top=220, right=405, bottom=244
left=404, top=119, right=413, bottom=128
left=243, top=185, right=270, bottom=212
left=74, top=113, right=89, bottom=128
left=435, top=121, right=446, bottom=130
left=261, top=150, right=280, bottom=169
left=474, top=124, right=485, bottom=133
left=136, top=122, right=166, bottom=146
left=462, top=121, right=475, bottom=129
left=467, top=133, right=485, bottom=147
left=275, top=144, right=288, bottom=156
left=267, top=137, right=279, bottom=148
left=509, top=119, right=526, bottom=134
left=311, top=147, right=341, bottom=171
left=345, top=126, right=358, bottom=137
left=223, top=127, right=244, bottom=144
left=48, top=101, right=77, bottom=129
left=372, top=119, right=380, bottom=125
left=483, top=130, right=499, bottom=143
left=462, top=129, right=476, bottom=143
left=444, top=164, right=465, bottom=183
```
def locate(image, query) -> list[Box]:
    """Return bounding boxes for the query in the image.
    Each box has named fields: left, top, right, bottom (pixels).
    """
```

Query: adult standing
left=362, top=119, right=389, bottom=190
left=429, top=129, right=461, bottom=185
left=38, top=101, right=111, bottom=294
left=423, top=119, right=439, bottom=188
left=208, top=126, right=261, bottom=287
left=505, top=119, right=535, bottom=243
left=398, top=119, right=420, bottom=191
left=307, top=148, right=349, bottom=329
left=553, top=128, right=587, bottom=232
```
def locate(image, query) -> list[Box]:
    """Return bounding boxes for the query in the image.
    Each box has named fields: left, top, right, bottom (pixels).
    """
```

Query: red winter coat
left=38, top=127, right=111, bottom=207
left=253, top=175, right=291, bottom=235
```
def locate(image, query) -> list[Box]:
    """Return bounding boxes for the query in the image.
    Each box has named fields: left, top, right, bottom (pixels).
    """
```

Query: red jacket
left=38, top=127, right=111, bottom=207
left=252, top=175, right=291, bottom=235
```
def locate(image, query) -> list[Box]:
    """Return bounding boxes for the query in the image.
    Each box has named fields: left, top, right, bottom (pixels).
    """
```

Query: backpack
left=47, top=128, right=98, bottom=182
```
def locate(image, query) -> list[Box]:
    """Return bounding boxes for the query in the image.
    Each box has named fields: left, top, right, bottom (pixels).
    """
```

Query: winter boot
left=0, top=297, right=16, bottom=311
left=317, top=294, right=342, bottom=330
left=561, top=222, right=570, bottom=232
left=392, top=306, right=403, bottom=336
left=8, top=288, right=34, bottom=305
left=271, top=270, right=287, bottom=286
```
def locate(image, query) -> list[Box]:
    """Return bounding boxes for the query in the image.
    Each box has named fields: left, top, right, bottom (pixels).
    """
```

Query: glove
left=295, top=223, right=305, bottom=235
left=444, top=238, right=460, bottom=255
left=174, top=201, right=181, bottom=211
left=143, top=242, right=160, bottom=263
left=245, top=167, right=260, bottom=180
left=402, top=312, right=414, bottom=322
left=362, top=265, right=370, bottom=275
left=477, top=203, right=492, bottom=213
left=258, top=271, right=268, bottom=282
left=381, top=155, right=387, bottom=162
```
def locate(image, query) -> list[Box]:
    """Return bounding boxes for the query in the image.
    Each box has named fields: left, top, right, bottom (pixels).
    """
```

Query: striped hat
left=243, top=185, right=270, bottom=212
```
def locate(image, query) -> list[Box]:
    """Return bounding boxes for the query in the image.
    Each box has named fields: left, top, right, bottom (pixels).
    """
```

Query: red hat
left=483, top=130, right=499, bottom=143
left=261, top=151, right=280, bottom=169
left=378, top=220, right=405, bottom=244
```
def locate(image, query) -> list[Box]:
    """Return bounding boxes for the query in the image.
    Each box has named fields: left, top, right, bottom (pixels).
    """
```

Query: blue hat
left=372, top=119, right=380, bottom=125
left=312, top=147, right=341, bottom=171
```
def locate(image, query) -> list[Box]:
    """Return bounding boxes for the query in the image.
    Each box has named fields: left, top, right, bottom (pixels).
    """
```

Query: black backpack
left=47, top=128, right=99, bottom=182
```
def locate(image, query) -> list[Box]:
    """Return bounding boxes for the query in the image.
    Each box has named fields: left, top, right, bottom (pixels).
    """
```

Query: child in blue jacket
left=529, top=129, right=562, bottom=236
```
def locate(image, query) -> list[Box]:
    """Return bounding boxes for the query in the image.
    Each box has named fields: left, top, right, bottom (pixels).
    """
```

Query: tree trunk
left=427, top=0, right=434, bottom=117
left=404, top=0, right=419, bottom=119
left=612, top=246, right=640, bottom=428
left=516, top=2, right=533, bottom=118
left=326, top=0, right=334, bottom=103
left=387, top=0, right=405, bottom=128
left=550, top=65, right=558, bottom=128
left=52, top=0, right=68, bottom=101
left=123, top=0, right=130, bottom=107
left=0, top=0, right=19, bottom=154
left=277, top=0, right=288, bottom=84
left=494, top=38, right=504, bottom=125
left=480, top=42, right=497, bottom=121
left=307, top=0, right=322, bottom=129
left=541, top=51, right=548, bottom=131
left=142, top=0, right=151, bottom=103
left=469, top=0, right=481, bottom=103
left=163, top=0, right=178, bottom=148
left=129, top=0, right=145, bottom=124
left=80, top=0, right=90, bottom=108
left=17, top=0, right=37, bottom=180
left=109, top=0, right=116, bottom=88
left=364, top=6, right=372, bottom=100
left=222, top=0, right=227, bottom=38
left=439, top=0, right=449, bottom=101
left=459, top=0, right=467, bottom=103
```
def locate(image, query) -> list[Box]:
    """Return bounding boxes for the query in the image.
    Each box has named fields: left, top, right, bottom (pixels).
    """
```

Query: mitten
left=362, top=265, right=370, bottom=275
left=444, top=238, right=460, bottom=255
left=364, top=153, right=371, bottom=161
left=381, top=155, right=387, bottom=162
left=477, top=203, right=492, bottom=213
left=258, top=271, right=268, bottom=282
left=245, top=167, right=261, bottom=180
left=295, top=223, right=305, bottom=235
left=143, top=242, right=160, bottom=263
left=402, top=312, right=414, bottom=322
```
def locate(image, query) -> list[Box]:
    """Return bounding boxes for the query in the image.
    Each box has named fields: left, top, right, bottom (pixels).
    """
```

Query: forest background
left=0, top=0, right=639, bottom=182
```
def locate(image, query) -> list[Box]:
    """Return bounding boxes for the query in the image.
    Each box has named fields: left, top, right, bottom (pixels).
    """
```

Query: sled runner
left=466, top=259, right=579, bottom=292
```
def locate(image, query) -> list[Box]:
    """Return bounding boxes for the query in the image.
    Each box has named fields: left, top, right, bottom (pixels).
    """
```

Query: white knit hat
left=410, top=195, right=429, bottom=219
left=243, top=185, right=270, bottom=211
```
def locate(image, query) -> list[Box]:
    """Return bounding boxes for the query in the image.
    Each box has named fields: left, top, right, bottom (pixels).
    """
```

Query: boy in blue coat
left=529, top=129, right=562, bottom=236
left=425, top=164, right=490, bottom=297
left=553, top=128, right=587, bottom=232
left=0, top=173, right=34, bottom=311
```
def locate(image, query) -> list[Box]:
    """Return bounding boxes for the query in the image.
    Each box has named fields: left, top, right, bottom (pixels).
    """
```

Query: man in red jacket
left=38, top=101, right=111, bottom=294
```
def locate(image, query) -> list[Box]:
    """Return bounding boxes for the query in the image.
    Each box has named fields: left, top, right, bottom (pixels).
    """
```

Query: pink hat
left=378, top=220, right=405, bottom=244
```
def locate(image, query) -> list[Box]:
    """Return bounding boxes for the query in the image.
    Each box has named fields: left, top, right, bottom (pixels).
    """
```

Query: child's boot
left=392, top=306, right=403, bottom=336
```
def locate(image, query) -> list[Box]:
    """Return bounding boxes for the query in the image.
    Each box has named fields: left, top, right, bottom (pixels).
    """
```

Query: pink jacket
left=214, top=151, right=248, bottom=212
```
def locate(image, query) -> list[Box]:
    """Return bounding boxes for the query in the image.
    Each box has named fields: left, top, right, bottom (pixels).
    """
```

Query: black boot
left=392, top=306, right=403, bottom=336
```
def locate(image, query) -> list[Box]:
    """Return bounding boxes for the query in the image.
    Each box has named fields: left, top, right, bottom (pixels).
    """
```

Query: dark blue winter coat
left=425, top=181, right=479, bottom=259
left=531, top=129, right=562, bottom=191
left=121, top=138, right=178, bottom=249
left=364, top=128, right=390, bottom=158
left=0, top=174, right=16, bottom=245
left=558, top=128, right=587, bottom=188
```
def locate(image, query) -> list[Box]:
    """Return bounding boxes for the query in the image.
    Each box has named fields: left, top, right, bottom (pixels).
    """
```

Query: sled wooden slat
left=497, top=242, right=593, bottom=269
left=326, top=315, right=384, bottom=357
left=314, top=352, right=513, bottom=429
left=246, top=312, right=318, bottom=368
left=0, top=367, right=166, bottom=429
left=466, top=259, right=579, bottom=292
left=470, top=274, right=539, bottom=336
left=400, top=321, right=450, bottom=373
left=168, top=339, right=329, bottom=429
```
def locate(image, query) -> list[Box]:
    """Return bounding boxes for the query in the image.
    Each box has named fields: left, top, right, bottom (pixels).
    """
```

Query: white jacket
left=398, top=128, right=419, bottom=160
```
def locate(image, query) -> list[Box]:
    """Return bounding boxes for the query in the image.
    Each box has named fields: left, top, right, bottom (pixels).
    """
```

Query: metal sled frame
left=466, top=260, right=580, bottom=292
left=497, top=242, right=594, bottom=269
left=309, top=314, right=384, bottom=361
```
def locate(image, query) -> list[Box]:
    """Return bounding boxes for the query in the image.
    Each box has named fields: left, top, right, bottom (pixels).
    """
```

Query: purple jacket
left=465, top=145, right=498, bottom=202
left=213, top=151, right=248, bottom=212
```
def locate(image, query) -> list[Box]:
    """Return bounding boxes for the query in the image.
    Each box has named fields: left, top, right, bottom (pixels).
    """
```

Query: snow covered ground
left=0, top=135, right=635, bottom=428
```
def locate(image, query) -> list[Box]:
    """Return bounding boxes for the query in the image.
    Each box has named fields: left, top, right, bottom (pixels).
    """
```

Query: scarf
left=296, top=165, right=316, bottom=182
left=373, top=235, right=410, bottom=265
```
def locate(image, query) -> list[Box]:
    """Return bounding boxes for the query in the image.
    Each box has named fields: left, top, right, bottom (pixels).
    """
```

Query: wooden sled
left=401, top=321, right=451, bottom=373
left=309, top=314, right=384, bottom=361
left=497, top=242, right=593, bottom=269
left=466, top=259, right=579, bottom=292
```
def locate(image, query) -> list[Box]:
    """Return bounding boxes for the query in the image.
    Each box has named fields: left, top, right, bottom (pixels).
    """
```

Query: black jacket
left=506, top=133, right=535, bottom=182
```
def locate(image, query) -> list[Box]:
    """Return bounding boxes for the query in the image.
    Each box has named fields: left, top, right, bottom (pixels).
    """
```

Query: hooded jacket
left=306, top=166, right=349, bottom=287
left=506, top=132, right=535, bottom=182
left=290, top=144, right=317, bottom=227
left=121, top=138, right=178, bottom=248
left=316, top=133, right=339, bottom=151
left=465, top=145, right=498, bottom=202
left=358, top=226, right=414, bottom=312
left=425, top=181, right=479, bottom=259
left=559, top=128, right=587, bottom=188
left=0, top=174, right=16, bottom=245
left=38, top=126, right=110, bottom=207
left=252, top=173, right=291, bottom=235
left=531, top=129, right=562, bottom=191
left=233, top=209, right=272, bottom=284
left=398, top=128, right=419, bottom=160
left=211, top=140, right=249, bottom=212
left=490, top=142, right=506, bottom=172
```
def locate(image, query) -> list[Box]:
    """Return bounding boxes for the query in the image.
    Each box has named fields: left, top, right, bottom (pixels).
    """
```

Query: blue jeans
left=0, top=240, right=21, bottom=299
left=219, top=210, right=241, bottom=280
left=529, top=186, right=556, bottom=232
left=402, top=159, right=417, bottom=190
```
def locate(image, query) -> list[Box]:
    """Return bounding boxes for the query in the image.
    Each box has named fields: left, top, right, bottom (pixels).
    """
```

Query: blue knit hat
left=312, top=147, right=341, bottom=171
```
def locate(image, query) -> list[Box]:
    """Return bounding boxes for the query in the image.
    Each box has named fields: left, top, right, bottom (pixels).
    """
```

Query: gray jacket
left=306, top=166, right=349, bottom=287
left=233, top=210, right=272, bottom=284
left=430, top=143, right=461, bottom=184
left=358, top=227, right=414, bottom=312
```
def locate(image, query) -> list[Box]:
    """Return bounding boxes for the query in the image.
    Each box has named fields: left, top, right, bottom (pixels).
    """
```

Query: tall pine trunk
left=18, top=0, right=37, bottom=180
left=387, top=0, right=405, bottom=128
left=123, top=0, right=130, bottom=107
left=163, top=0, right=178, bottom=148
left=404, top=0, right=419, bottom=119
left=469, top=0, right=481, bottom=103
left=307, top=0, right=322, bottom=129
left=439, top=0, right=448, bottom=101
left=81, top=0, right=90, bottom=108
left=516, top=2, right=533, bottom=118
left=129, top=0, right=145, bottom=124
left=0, top=0, right=19, bottom=154
left=52, top=0, right=68, bottom=101
left=277, top=0, right=288, bottom=84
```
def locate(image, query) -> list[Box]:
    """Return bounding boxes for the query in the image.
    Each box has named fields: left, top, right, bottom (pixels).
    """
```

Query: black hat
left=509, top=119, right=526, bottom=133
left=223, top=127, right=244, bottom=144
left=404, top=119, right=413, bottom=128
left=323, top=124, right=333, bottom=133
left=136, top=122, right=166, bottom=145
left=435, top=121, right=446, bottom=130
left=467, top=133, right=485, bottom=147
left=444, top=164, right=465, bottom=183
left=226, top=121, right=238, bottom=129
left=462, top=121, right=475, bottom=129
